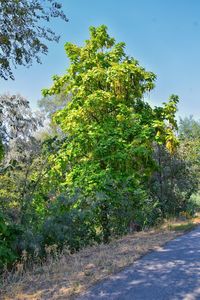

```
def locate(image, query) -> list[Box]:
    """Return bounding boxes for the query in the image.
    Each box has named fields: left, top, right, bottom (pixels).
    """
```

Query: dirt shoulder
left=1, top=218, right=200, bottom=300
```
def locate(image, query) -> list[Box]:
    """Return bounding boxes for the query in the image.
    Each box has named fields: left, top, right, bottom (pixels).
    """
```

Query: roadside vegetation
left=1, top=217, right=199, bottom=300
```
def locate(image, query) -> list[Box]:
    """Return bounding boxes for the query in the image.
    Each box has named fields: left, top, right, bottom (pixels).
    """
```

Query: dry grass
left=1, top=218, right=199, bottom=300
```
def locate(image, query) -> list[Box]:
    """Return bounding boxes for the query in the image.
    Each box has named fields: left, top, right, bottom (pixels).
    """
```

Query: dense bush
left=149, top=145, right=199, bottom=218
left=0, top=214, right=21, bottom=269
left=41, top=193, right=98, bottom=251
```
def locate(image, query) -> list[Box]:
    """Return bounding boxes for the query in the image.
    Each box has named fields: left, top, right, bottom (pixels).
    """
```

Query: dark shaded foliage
left=0, top=0, right=68, bottom=80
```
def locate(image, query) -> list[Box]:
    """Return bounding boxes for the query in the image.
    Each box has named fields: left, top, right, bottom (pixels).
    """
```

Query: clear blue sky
left=0, top=0, right=200, bottom=119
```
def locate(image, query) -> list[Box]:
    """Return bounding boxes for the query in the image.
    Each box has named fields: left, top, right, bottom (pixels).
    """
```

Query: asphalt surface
left=76, top=226, right=200, bottom=300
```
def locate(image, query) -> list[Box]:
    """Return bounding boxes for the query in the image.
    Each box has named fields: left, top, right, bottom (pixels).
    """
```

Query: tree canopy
left=43, top=25, right=179, bottom=241
left=0, top=0, right=68, bottom=80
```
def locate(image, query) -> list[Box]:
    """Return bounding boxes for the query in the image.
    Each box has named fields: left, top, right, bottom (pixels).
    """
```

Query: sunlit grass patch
left=168, top=222, right=197, bottom=232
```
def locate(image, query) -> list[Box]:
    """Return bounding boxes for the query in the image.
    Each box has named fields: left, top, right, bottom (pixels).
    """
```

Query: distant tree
left=0, top=93, right=43, bottom=165
left=148, top=116, right=200, bottom=219
left=179, top=116, right=200, bottom=140
left=37, top=90, right=71, bottom=138
left=38, top=92, right=71, bottom=118
left=0, top=0, right=68, bottom=80
left=178, top=116, right=200, bottom=193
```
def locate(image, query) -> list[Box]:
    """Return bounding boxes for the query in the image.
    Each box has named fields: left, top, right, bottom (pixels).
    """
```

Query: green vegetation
left=168, top=222, right=196, bottom=232
left=0, top=25, right=200, bottom=272
left=0, top=0, right=68, bottom=80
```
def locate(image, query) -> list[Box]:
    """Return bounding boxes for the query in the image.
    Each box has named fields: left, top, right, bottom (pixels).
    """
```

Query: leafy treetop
left=43, top=25, right=179, bottom=197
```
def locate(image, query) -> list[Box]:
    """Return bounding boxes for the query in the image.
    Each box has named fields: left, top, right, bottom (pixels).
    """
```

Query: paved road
left=76, top=226, right=200, bottom=300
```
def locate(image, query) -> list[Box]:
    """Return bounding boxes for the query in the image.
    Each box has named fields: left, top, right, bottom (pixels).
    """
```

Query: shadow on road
left=77, top=227, right=200, bottom=300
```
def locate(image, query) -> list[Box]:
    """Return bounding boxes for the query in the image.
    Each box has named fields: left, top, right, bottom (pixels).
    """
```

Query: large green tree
left=0, top=0, right=68, bottom=80
left=43, top=25, right=178, bottom=242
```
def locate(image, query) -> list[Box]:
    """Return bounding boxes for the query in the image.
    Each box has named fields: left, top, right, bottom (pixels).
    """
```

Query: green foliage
left=0, top=139, right=4, bottom=162
left=150, top=145, right=198, bottom=218
left=0, top=213, right=20, bottom=269
left=1, top=26, right=199, bottom=273
left=179, top=116, right=200, bottom=140
left=38, top=92, right=71, bottom=118
left=41, top=193, right=98, bottom=251
left=0, top=0, right=68, bottom=80
left=0, top=94, right=48, bottom=269
left=43, top=25, right=179, bottom=242
left=179, top=137, right=200, bottom=186
left=168, top=222, right=196, bottom=232
left=177, top=116, right=200, bottom=214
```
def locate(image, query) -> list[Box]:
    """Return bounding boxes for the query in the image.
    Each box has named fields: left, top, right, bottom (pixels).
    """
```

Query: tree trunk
left=100, top=201, right=110, bottom=243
